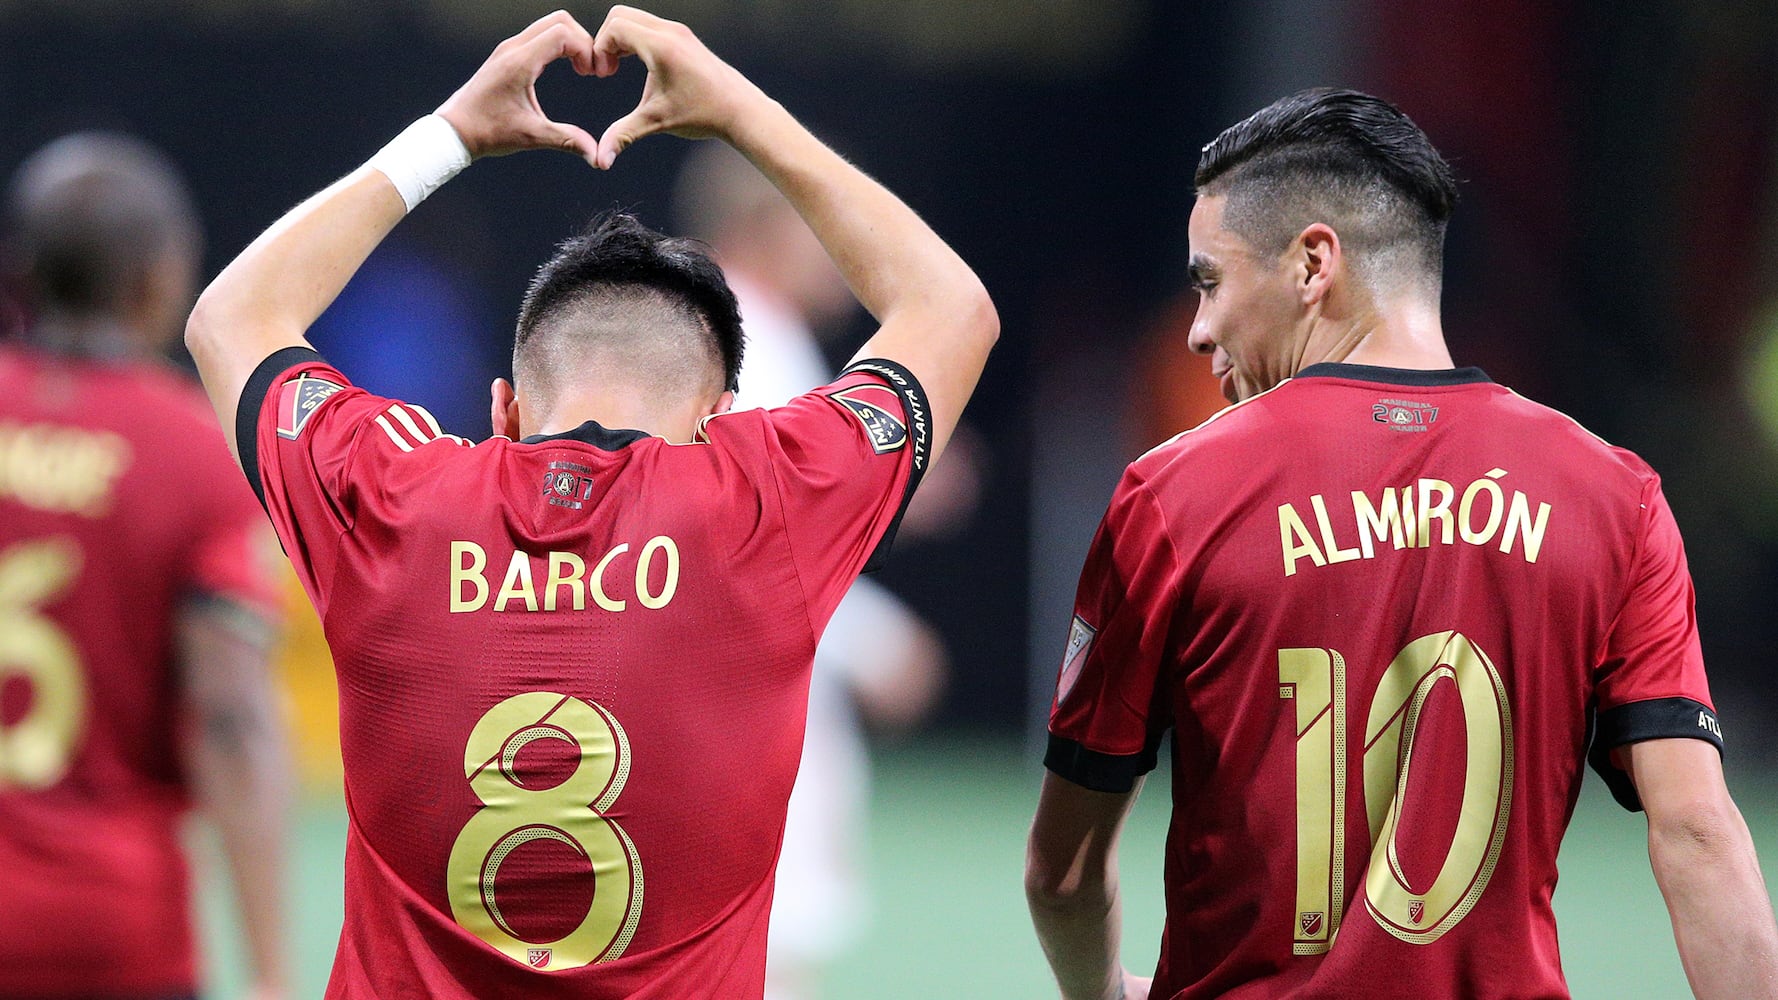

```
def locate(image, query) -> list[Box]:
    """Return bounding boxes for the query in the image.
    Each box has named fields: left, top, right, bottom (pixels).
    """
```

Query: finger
left=540, top=119, right=601, bottom=169
left=504, top=8, right=576, bottom=51
left=518, top=21, right=597, bottom=78
left=595, top=104, right=658, bottom=170
left=590, top=6, right=664, bottom=77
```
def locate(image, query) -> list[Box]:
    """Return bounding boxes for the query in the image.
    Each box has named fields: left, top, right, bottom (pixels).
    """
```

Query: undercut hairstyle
left=1195, top=88, right=1458, bottom=291
left=4, top=132, right=200, bottom=316
left=513, top=213, right=744, bottom=407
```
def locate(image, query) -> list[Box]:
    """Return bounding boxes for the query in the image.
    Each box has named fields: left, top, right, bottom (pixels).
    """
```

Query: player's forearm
left=186, top=166, right=407, bottom=454
left=1649, top=802, right=1778, bottom=999
left=193, top=720, right=292, bottom=994
left=178, top=608, right=293, bottom=995
left=1027, top=870, right=1127, bottom=1000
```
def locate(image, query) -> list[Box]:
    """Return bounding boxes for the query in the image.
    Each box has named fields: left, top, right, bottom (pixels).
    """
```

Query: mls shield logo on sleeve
left=1055, top=615, right=1097, bottom=704
left=526, top=947, right=552, bottom=969
left=830, top=386, right=908, bottom=455
left=275, top=375, right=346, bottom=440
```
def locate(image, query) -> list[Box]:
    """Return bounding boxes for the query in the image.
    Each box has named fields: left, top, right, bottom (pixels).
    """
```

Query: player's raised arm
left=588, top=5, right=997, bottom=468
left=185, top=10, right=602, bottom=462
left=1625, top=738, right=1778, bottom=999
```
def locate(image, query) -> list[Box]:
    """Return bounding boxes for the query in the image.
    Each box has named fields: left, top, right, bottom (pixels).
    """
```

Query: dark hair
left=515, top=212, right=743, bottom=393
left=1195, top=88, right=1457, bottom=284
left=4, top=132, right=199, bottom=315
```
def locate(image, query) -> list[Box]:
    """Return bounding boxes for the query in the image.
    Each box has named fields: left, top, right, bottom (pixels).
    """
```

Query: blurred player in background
left=674, top=143, right=947, bottom=1000
left=1025, top=89, right=1778, bottom=1000
left=0, top=134, right=289, bottom=1000
left=184, top=8, right=995, bottom=997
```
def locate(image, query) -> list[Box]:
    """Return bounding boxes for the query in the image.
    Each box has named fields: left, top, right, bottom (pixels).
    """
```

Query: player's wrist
left=367, top=115, right=472, bottom=213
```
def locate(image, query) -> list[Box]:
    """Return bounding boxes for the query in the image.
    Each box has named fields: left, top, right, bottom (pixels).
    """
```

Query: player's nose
left=1186, top=314, right=1215, bottom=355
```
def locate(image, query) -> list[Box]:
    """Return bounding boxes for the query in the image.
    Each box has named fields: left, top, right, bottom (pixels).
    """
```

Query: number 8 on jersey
left=447, top=692, right=643, bottom=970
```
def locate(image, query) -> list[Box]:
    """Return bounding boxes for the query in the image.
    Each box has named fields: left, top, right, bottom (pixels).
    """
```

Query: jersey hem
left=1587, top=696, right=1723, bottom=812
left=237, top=345, right=328, bottom=509
left=1043, top=733, right=1158, bottom=793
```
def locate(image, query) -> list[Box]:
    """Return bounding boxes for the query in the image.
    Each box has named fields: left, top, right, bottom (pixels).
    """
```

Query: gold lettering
left=1280, top=503, right=1327, bottom=578
left=1418, top=479, right=1455, bottom=547
left=635, top=536, right=680, bottom=610
left=1311, top=494, right=1361, bottom=564
left=495, top=551, right=538, bottom=612
left=1501, top=492, right=1552, bottom=564
left=545, top=552, right=586, bottom=612
left=1459, top=470, right=1507, bottom=546
left=450, top=542, right=489, bottom=613
left=1353, top=489, right=1406, bottom=558
left=591, top=544, right=629, bottom=612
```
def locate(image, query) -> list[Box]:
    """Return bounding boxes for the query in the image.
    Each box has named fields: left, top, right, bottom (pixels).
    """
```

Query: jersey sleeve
left=178, top=406, right=283, bottom=623
left=1588, top=476, right=1721, bottom=811
left=1044, top=470, right=1179, bottom=793
left=236, top=345, right=465, bottom=608
left=730, top=358, right=930, bottom=633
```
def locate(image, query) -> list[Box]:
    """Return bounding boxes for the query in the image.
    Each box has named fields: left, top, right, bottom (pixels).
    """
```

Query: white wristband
left=367, top=115, right=472, bottom=213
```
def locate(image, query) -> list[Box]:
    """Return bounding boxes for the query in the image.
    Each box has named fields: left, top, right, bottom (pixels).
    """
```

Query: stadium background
left=5, top=1, right=1778, bottom=995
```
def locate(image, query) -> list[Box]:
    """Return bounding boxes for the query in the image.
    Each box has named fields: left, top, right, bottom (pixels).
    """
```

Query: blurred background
left=4, top=0, right=1778, bottom=996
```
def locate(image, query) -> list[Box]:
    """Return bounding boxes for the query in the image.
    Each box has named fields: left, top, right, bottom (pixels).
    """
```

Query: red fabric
left=0, top=344, right=277, bottom=997
left=251, top=355, right=917, bottom=999
left=1050, top=367, right=1712, bottom=1000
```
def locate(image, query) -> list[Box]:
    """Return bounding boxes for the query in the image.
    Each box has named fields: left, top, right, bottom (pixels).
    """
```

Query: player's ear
left=1296, top=223, right=1341, bottom=306
left=709, top=389, right=734, bottom=417
left=490, top=378, right=522, bottom=439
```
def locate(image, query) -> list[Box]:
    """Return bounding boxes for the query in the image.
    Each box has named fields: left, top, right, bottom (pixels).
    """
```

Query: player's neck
left=529, top=387, right=702, bottom=444
left=1299, top=295, right=1452, bottom=373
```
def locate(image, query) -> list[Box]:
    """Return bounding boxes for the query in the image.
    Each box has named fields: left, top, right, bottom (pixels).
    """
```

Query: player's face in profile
left=1185, top=195, right=1304, bottom=403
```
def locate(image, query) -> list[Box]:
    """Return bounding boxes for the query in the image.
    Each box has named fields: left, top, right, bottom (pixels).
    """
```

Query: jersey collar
left=1294, top=362, right=1493, bottom=386
left=521, top=421, right=651, bottom=450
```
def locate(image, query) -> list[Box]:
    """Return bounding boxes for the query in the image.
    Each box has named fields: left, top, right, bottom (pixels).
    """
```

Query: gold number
left=1280, top=631, right=1514, bottom=949
left=446, top=692, right=643, bottom=970
left=0, top=538, right=85, bottom=789
left=1278, top=647, right=1347, bottom=955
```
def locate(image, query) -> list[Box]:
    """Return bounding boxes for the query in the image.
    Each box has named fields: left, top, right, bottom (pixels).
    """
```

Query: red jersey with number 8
left=241, top=347, right=928, bottom=999
left=1047, top=364, right=1720, bottom=1000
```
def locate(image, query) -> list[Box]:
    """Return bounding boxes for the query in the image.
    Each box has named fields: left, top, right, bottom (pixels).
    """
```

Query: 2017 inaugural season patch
left=830, top=385, right=909, bottom=455
left=275, top=374, right=346, bottom=440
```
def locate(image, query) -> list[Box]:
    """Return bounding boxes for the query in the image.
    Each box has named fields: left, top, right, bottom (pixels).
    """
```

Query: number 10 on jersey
left=1279, top=631, right=1514, bottom=952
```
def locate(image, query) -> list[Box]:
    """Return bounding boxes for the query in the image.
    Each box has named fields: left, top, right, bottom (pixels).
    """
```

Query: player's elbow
left=1648, top=793, right=1750, bottom=875
left=184, top=291, right=227, bottom=366
left=959, top=276, right=1000, bottom=353
left=1024, top=835, right=1109, bottom=915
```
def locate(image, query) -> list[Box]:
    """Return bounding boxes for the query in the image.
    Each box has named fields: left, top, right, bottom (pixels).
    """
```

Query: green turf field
left=196, top=736, right=1777, bottom=998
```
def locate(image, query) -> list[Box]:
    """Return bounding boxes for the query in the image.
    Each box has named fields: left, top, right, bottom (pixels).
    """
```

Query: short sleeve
left=178, top=406, right=282, bottom=622
left=237, top=346, right=466, bottom=605
left=721, top=358, right=929, bottom=633
left=1044, top=471, right=1179, bottom=793
left=1588, top=476, right=1721, bottom=811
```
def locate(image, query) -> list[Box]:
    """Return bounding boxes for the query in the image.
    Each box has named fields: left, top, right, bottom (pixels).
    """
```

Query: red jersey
left=1047, top=364, right=1719, bottom=1000
left=0, top=344, right=278, bottom=997
left=241, top=347, right=928, bottom=999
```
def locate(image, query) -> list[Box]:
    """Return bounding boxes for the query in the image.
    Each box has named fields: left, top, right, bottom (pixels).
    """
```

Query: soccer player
left=184, top=7, right=995, bottom=998
left=0, top=134, right=289, bottom=999
left=1025, top=89, right=1778, bottom=1000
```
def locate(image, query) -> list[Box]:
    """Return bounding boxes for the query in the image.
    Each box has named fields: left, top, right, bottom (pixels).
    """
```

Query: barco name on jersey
left=449, top=537, right=681, bottom=614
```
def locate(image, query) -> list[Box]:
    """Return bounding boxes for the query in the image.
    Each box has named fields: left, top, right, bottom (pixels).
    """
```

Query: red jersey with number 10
left=1048, top=364, right=1720, bottom=1000
left=242, top=346, right=927, bottom=999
